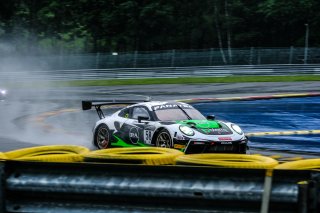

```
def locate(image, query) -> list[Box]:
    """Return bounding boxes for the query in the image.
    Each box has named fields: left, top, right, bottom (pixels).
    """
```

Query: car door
left=124, top=106, right=155, bottom=145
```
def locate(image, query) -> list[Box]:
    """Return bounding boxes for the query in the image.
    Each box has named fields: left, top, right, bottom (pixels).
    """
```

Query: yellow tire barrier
left=175, top=154, right=279, bottom=169
left=247, top=129, right=320, bottom=137
left=0, top=152, right=7, bottom=160
left=4, top=145, right=90, bottom=162
left=275, top=158, right=320, bottom=170
left=84, top=147, right=184, bottom=165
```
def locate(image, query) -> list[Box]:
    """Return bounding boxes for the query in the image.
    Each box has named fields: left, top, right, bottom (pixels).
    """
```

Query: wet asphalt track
left=194, top=96, right=320, bottom=153
left=0, top=81, right=319, bottom=157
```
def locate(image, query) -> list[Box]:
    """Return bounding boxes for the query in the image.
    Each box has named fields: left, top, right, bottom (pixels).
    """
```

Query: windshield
left=155, top=108, right=206, bottom=121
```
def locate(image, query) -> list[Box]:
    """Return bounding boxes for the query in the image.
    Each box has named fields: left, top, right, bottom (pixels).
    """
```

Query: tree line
left=0, top=0, right=319, bottom=55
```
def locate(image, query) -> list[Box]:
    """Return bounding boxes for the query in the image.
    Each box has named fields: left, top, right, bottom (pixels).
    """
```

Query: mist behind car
left=0, top=89, right=7, bottom=100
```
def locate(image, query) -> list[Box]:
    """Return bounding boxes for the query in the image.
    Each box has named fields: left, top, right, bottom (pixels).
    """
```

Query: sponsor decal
left=203, top=129, right=213, bottom=134
left=144, top=130, right=153, bottom=144
left=174, top=144, right=186, bottom=149
left=176, top=135, right=189, bottom=140
left=210, top=128, right=233, bottom=135
left=218, top=137, right=232, bottom=141
left=129, top=127, right=139, bottom=144
left=221, top=141, right=232, bottom=145
left=193, top=142, right=205, bottom=145
left=152, top=103, right=193, bottom=111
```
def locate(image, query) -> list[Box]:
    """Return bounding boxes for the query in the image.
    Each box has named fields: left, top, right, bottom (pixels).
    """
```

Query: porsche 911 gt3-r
left=82, top=100, right=249, bottom=154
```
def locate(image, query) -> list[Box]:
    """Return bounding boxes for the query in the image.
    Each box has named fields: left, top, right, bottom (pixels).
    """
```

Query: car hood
left=177, top=120, right=233, bottom=135
left=178, top=120, right=220, bottom=128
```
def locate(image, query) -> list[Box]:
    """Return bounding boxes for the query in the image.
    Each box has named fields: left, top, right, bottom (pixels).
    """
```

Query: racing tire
left=175, top=153, right=279, bottom=169
left=155, top=129, right=172, bottom=148
left=4, top=145, right=90, bottom=162
left=84, top=147, right=184, bottom=165
left=94, top=124, right=111, bottom=149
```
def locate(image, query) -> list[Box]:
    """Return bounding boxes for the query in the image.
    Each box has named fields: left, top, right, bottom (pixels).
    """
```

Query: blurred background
left=0, top=0, right=319, bottom=69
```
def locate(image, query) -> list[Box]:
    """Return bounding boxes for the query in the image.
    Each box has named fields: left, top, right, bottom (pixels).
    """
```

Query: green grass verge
left=59, top=75, right=320, bottom=87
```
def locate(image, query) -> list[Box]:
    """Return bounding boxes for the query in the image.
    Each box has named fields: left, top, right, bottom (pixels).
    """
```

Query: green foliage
left=1, top=0, right=320, bottom=54
left=59, top=75, right=320, bottom=87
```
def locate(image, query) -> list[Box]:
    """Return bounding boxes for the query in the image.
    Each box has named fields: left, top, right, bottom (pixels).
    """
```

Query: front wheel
left=155, top=129, right=172, bottom=148
left=94, top=124, right=111, bottom=149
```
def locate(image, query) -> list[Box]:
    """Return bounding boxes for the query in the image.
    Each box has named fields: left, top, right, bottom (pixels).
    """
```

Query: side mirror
left=138, top=116, right=150, bottom=123
left=207, top=115, right=215, bottom=120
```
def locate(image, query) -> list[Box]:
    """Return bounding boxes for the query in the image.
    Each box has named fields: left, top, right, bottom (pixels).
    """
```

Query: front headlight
left=231, top=124, right=243, bottom=135
left=0, top=90, right=6, bottom=95
left=179, top=125, right=195, bottom=136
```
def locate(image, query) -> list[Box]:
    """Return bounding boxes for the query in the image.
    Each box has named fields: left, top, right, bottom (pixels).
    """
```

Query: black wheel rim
left=96, top=127, right=109, bottom=149
left=156, top=131, right=171, bottom=148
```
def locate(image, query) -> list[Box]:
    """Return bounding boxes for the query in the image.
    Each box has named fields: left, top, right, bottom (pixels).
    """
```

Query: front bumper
left=180, top=139, right=248, bottom=154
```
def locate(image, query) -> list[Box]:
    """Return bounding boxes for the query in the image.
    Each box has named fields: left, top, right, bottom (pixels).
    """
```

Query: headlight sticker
left=231, top=124, right=243, bottom=135
left=179, top=125, right=195, bottom=136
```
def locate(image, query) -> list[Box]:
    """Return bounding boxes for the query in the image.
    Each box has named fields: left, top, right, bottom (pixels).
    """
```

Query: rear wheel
left=155, top=129, right=172, bottom=148
left=94, top=124, right=111, bottom=149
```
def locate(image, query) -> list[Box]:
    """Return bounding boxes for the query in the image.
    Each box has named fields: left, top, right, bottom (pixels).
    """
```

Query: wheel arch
left=152, top=127, right=174, bottom=147
left=151, top=127, right=166, bottom=145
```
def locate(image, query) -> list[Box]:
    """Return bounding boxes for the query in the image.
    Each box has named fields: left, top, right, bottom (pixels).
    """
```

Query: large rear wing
left=82, top=99, right=150, bottom=119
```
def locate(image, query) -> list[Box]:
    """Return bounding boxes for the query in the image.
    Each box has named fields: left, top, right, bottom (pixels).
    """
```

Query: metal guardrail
left=2, top=47, right=320, bottom=69
left=1, top=64, right=320, bottom=81
left=0, top=161, right=319, bottom=213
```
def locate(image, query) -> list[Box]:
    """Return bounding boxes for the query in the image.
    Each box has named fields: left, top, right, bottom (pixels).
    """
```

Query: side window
left=118, top=108, right=129, bottom=118
left=132, top=107, right=150, bottom=120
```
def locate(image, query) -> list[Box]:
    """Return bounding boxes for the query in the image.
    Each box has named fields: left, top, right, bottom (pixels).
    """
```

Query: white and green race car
left=82, top=100, right=249, bottom=154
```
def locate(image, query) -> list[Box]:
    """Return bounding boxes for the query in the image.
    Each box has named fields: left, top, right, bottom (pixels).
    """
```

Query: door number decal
left=144, top=130, right=153, bottom=144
